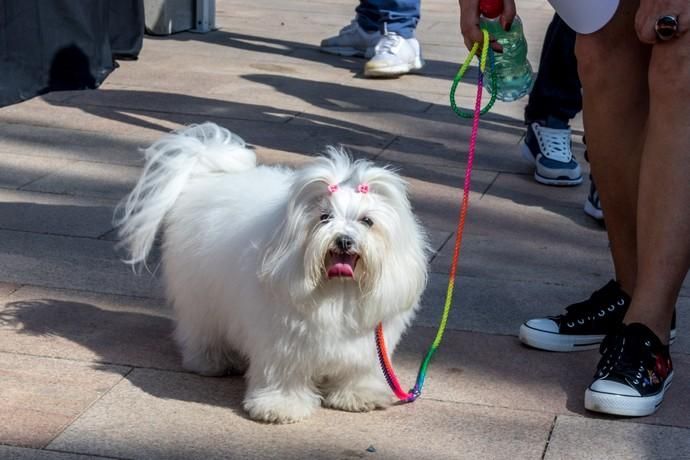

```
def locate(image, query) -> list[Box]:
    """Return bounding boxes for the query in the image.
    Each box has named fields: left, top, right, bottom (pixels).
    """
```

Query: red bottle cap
left=479, top=0, right=503, bottom=18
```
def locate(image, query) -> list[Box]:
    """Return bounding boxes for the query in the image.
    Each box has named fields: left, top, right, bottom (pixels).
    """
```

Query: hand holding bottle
left=458, top=0, right=516, bottom=51
left=458, top=0, right=532, bottom=101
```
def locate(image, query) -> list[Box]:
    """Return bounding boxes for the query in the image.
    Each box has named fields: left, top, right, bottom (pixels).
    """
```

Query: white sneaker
left=364, top=32, right=424, bottom=78
left=320, top=20, right=381, bottom=57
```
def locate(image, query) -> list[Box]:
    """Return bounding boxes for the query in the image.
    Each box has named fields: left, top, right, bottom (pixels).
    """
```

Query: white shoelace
left=533, top=124, right=572, bottom=162
left=375, top=31, right=403, bottom=54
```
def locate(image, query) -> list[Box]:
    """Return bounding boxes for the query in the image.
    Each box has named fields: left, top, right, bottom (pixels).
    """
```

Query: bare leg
left=576, top=0, right=690, bottom=343
left=575, top=1, right=651, bottom=296
left=624, top=25, right=690, bottom=341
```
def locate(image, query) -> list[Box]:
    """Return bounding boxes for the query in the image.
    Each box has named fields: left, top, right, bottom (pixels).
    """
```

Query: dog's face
left=308, top=181, right=395, bottom=283
left=260, top=149, right=428, bottom=321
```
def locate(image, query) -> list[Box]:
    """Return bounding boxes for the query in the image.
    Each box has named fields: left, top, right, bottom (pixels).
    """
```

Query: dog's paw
left=324, top=387, right=393, bottom=412
left=243, top=392, right=318, bottom=424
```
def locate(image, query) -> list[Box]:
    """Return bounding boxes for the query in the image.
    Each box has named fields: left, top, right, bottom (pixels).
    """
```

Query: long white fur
left=116, top=122, right=429, bottom=423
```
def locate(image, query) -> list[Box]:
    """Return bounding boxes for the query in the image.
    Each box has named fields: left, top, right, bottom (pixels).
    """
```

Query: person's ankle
left=622, top=317, right=672, bottom=345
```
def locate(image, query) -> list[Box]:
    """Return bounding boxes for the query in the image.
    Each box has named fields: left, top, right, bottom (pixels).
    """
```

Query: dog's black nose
left=335, top=235, right=354, bottom=252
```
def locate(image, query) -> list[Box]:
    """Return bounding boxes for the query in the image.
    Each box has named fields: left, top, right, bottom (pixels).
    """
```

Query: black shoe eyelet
left=567, top=322, right=574, bottom=328
left=577, top=319, right=585, bottom=325
left=598, top=310, right=605, bottom=317
left=617, top=298, right=625, bottom=306
left=607, top=305, right=615, bottom=312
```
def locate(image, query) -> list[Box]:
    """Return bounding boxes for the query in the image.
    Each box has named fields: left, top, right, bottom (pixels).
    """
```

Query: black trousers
left=524, top=14, right=582, bottom=124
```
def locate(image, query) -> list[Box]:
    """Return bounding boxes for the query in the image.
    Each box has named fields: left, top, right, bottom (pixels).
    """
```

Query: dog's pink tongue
left=327, top=253, right=356, bottom=278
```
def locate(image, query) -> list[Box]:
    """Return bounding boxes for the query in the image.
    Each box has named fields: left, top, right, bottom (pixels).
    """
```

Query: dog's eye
left=360, top=216, right=374, bottom=227
left=320, top=213, right=333, bottom=222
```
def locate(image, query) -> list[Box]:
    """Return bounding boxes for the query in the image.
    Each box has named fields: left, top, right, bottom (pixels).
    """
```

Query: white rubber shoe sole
left=519, top=323, right=604, bottom=352
left=585, top=372, right=673, bottom=417
left=364, top=56, right=424, bottom=78
left=520, top=143, right=583, bottom=186
left=519, top=322, right=676, bottom=353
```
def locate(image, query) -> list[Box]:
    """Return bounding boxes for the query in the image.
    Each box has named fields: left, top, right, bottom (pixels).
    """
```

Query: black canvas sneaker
left=585, top=322, right=673, bottom=417
left=519, top=280, right=677, bottom=352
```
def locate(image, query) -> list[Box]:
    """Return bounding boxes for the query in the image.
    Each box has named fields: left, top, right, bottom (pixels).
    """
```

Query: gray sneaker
left=320, top=20, right=380, bottom=58
left=521, top=119, right=583, bottom=186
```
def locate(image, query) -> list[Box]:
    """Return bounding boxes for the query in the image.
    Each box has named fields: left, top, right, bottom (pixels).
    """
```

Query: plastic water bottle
left=479, top=2, right=533, bottom=102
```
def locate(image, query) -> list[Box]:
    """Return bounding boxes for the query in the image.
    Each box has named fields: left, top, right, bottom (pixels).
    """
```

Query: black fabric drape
left=0, top=0, right=144, bottom=107
left=110, top=0, right=145, bottom=59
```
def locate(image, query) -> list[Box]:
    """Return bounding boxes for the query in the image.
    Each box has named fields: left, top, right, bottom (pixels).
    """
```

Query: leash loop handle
left=450, top=29, right=497, bottom=118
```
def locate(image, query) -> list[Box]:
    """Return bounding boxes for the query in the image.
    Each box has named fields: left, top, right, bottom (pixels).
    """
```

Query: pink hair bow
left=356, top=183, right=369, bottom=194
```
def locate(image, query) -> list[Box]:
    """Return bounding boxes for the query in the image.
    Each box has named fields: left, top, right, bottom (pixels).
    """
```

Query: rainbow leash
left=375, top=29, right=496, bottom=403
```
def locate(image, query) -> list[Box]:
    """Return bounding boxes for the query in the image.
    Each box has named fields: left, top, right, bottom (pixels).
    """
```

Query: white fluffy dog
left=115, top=123, right=428, bottom=423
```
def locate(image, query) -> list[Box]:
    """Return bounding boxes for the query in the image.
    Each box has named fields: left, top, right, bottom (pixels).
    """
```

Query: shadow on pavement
left=154, top=30, right=469, bottom=80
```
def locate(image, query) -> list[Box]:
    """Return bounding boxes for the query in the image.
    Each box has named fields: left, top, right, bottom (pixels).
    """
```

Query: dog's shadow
left=0, top=298, right=249, bottom=417
left=2, top=297, right=630, bottom=423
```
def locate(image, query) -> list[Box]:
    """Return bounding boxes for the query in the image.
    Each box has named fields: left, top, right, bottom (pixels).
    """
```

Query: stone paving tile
left=426, top=191, right=689, bottom=294
left=60, top=86, right=305, bottom=124
left=0, top=446, right=107, bottom=460
left=0, top=352, right=128, bottom=448
left=0, top=154, right=74, bottom=190
left=430, top=235, right=612, bottom=290
left=544, top=415, right=690, bottom=460
left=0, top=105, right=397, bottom=163
left=419, top=275, right=599, bottom=333
left=0, top=446, right=113, bottom=460
left=104, top=52, right=361, bottom=94
left=485, top=170, right=594, bottom=211
left=22, top=161, right=141, bottom=201
left=48, top=368, right=553, bottom=460
left=0, top=189, right=115, bottom=238
left=265, top=116, right=396, bottom=158
left=419, top=276, right=690, bottom=355
left=394, top=328, right=690, bottom=427
left=0, top=101, right=418, bottom=167
left=239, top=73, right=439, bottom=113
left=375, top=118, right=531, bottom=176
left=0, top=286, right=177, bottom=371
left=0, top=118, right=155, bottom=165
left=458, top=191, right=607, bottom=244
left=405, top=169, right=498, bottom=231
left=0, top=230, right=162, bottom=297
left=0, top=282, right=20, bottom=300
left=0, top=0, right=686, bottom=457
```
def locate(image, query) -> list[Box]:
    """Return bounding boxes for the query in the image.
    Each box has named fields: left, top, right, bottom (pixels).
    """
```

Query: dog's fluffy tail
left=114, top=122, right=256, bottom=265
